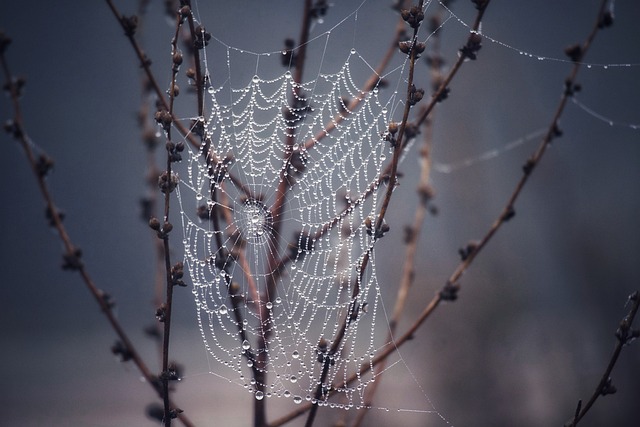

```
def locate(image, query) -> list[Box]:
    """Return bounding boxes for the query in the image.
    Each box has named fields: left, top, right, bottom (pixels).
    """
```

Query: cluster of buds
left=171, top=261, right=186, bottom=287
left=62, top=247, right=83, bottom=271
left=154, top=109, right=173, bottom=133
left=385, top=121, right=399, bottom=147
left=400, top=5, right=425, bottom=29
left=408, top=84, right=425, bottom=106
left=2, top=74, right=26, bottom=98
left=458, top=240, right=479, bottom=261
left=439, top=280, right=460, bottom=301
left=156, top=303, right=167, bottom=322
left=149, top=216, right=173, bottom=239
left=564, top=43, right=583, bottom=62
left=365, top=216, right=390, bottom=239
left=157, top=171, right=179, bottom=194
left=179, top=5, right=191, bottom=21
left=564, top=78, right=582, bottom=97
left=111, top=340, right=133, bottom=362
left=310, top=0, right=328, bottom=19
left=193, top=25, right=211, bottom=49
left=36, top=154, right=54, bottom=178
left=120, top=15, right=138, bottom=37
left=172, top=50, right=183, bottom=73
left=460, top=32, right=483, bottom=61
left=166, top=140, right=185, bottom=162
left=398, top=40, right=426, bottom=57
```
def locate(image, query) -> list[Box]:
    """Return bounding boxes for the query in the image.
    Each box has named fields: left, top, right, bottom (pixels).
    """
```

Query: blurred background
left=1, top=1, right=639, bottom=426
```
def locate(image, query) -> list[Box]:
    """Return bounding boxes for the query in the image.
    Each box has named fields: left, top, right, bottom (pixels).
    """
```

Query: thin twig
left=157, top=10, right=188, bottom=427
left=565, top=291, right=640, bottom=427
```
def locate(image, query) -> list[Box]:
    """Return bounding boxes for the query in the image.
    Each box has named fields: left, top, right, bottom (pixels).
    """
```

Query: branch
left=0, top=31, right=194, bottom=427
left=565, top=291, right=640, bottom=427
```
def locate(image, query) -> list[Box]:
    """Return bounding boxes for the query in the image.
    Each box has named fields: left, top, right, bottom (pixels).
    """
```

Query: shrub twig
left=565, top=291, right=640, bottom=427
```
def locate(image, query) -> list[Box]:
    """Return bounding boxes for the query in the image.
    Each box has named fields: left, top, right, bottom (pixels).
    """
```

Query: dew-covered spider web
left=178, top=42, right=401, bottom=412
left=171, top=0, right=639, bottom=419
left=174, top=0, right=427, bottom=413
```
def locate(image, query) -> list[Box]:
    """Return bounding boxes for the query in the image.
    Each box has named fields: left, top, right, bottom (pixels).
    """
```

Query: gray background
left=1, top=1, right=639, bottom=426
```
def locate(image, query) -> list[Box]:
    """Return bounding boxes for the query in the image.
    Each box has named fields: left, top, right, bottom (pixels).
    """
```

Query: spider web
left=176, top=5, right=405, bottom=409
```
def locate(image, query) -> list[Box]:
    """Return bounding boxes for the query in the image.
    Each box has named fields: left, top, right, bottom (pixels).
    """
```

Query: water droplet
left=284, top=71, right=292, bottom=79
left=255, top=391, right=264, bottom=400
left=207, top=86, right=214, bottom=94
left=290, top=375, right=298, bottom=383
left=380, top=154, right=386, bottom=161
left=284, top=390, right=291, bottom=398
left=275, top=297, right=282, bottom=304
left=242, top=340, right=251, bottom=350
left=196, top=193, right=203, bottom=201
left=252, top=75, right=260, bottom=83
left=292, top=350, right=299, bottom=359
left=247, top=360, right=254, bottom=367
left=218, top=304, right=228, bottom=315
left=293, top=396, right=302, bottom=404
left=350, top=48, right=356, bottom=55
left=266, top=301, right=273, bottom=310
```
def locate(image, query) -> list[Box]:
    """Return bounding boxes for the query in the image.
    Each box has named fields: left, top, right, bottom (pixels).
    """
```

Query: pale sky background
left=1, top=1, right=639, bottom=426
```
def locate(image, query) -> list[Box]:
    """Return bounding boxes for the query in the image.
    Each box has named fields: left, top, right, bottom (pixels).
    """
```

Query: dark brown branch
left=158, top=10, right=187, bottom=427
left=565, top=291, right=640, bottom=427
left=0, top=32, right=193, bottom=427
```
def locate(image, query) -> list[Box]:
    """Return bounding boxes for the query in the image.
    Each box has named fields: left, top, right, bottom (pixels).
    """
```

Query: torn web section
left=176, top=22, right=402, bottom=406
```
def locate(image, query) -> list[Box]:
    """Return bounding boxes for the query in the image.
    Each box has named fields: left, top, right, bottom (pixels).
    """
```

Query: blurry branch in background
left=0, top=31, right=194, bottom=427
left=565, top=291, right=640, bottom=427
left=134, top=0, right=167, bottom=361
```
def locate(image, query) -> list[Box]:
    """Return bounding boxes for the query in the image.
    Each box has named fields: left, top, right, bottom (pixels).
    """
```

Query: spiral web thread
left=175, top=42, right=407, bottom=407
